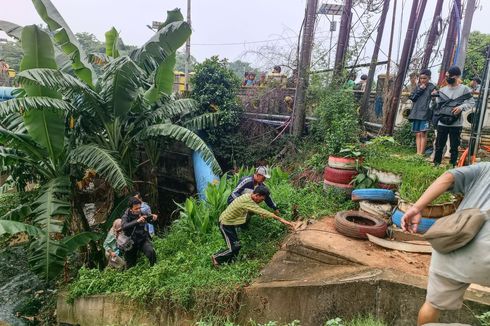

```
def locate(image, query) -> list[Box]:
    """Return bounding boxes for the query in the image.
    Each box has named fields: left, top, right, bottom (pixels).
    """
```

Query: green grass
left=364, top=143, right=453, bottom=204
left=68, top=178, right=353, bottom=322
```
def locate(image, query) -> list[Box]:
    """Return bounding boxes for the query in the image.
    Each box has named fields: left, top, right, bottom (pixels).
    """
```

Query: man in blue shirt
left=227, top=166, right=279, bottom=214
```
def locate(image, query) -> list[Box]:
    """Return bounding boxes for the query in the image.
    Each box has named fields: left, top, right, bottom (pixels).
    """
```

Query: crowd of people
left=242, top=65, right=289, bottom=88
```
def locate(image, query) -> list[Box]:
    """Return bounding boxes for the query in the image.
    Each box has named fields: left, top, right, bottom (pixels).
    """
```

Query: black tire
left=335, top=210, right=387, bottom=239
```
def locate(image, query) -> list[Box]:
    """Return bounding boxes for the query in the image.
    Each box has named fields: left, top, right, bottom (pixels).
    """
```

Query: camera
left=143, top=215, right=153, bottom=223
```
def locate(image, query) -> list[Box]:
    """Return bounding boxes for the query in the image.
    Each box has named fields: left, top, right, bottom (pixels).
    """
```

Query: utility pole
left=333, top=0, right=352, bottom=79
left=184, top=0, right=191, bottom=92
left=292, top=0, right=318, bottom=136
left=438, top=0, right=462, bottom=85
left=383, top=0, right=428, bottom=135
left=455, top=0, right=477, bottom=73
left=360, top=0, right=390, bottom=120
left=421, top=0, right=444, bottom=69
left=385, top=0, right=397, bottom=83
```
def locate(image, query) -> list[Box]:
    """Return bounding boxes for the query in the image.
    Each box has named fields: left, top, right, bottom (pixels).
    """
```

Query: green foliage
left=477, top=311, right=490, bottom=326
left=0, top=40, right=23, bottom=72
left=1, top=4, right=217, bottom=284
left=190, top=56, right=245, bottom=168
left=33, top=0, right=95, bottom=86
left=310, top=87, right=361, bottom=156
left=393, top=121, right=415, bottom=148
left=364, top=141, right=453, bottom=204
left=69, top=215, right=284, bottom=321
left=324, top=316, right=387, bottom=326
left=68, top=168, right=352, bottom=322
left=351, top=171, right=377, bottom=189
left=191, top=56, right=240, bottom=113
left=463, top=31, right=490, bottom=80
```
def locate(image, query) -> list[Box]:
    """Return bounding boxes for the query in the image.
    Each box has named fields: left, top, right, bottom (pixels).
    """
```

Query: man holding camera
left=121, top=197, right=157, bottom=268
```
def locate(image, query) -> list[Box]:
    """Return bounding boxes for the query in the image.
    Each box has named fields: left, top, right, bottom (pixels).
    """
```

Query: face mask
left=446, top=77, right=456, bottom=84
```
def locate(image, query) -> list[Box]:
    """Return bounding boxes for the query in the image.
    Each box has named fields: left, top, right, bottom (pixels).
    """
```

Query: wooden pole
left=455, top=0, right=477, bottom=73
left=385, top=0, right=398, bottom=84
left=382, top=0, right=428, bottom=135
left=291, top=0, right=319, bottom=136
left=421, top=0, right=444, bottom=69
left=438, top=0, right=462, bottom=85
left=184, top=0, right=191, bottom=92
left=333, top=0, right=352, bottom=79
left=360, top=0, right=390, bottom=120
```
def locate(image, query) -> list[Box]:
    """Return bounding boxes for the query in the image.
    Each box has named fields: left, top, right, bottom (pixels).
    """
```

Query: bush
left=393, top=121, right=415, bottom=148
left=310, top=88, right=361, bottom=156
left=191, top=56, right=248, bottom=169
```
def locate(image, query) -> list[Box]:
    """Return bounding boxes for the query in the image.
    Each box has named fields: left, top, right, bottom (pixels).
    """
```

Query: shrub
left=310, top=88, right=361, bottom=156
left=191, top=56, right=247, bottom=169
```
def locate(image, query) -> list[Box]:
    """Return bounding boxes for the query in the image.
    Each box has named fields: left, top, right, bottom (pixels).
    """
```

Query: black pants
left=213, top=223, right=241, bottom=265
left=434, top=125, right=462, bottom=166
left=124, top=238, right=156, bottom=268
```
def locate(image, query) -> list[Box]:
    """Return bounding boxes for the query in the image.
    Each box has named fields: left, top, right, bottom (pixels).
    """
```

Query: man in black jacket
left=121, top=197, right=157, bottom=268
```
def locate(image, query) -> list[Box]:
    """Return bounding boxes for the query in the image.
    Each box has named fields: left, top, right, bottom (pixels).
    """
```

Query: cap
left=255, top=166, right=271, bottom=179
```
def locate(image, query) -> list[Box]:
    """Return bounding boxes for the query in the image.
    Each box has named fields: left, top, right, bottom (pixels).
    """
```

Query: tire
left=335, top=210, right=387, bottom=239
left=328, top=156, right=360, bottom=170
left=324, top=167, right=358, bottom=185
left=351, top=189, right=396, bottom=203
left=391, top=209, right=436, bottom=234
left=377, top=182, right=399, bottom=191
left=323, top=180, right=353, bottom=197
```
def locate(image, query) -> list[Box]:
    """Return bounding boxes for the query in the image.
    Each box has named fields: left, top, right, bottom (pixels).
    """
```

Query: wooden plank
left=388, top=227, right=425, bottom=242
left=367, top=234, right=432, bottom=254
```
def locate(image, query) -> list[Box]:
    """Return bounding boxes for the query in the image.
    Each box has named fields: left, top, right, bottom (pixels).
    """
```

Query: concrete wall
left=57, top=293, right=194, bottom=326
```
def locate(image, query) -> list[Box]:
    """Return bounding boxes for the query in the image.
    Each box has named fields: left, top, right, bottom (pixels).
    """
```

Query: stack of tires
left=353, top=189, right=398, bottom=223
left=323, top=156, right=359, bottom=195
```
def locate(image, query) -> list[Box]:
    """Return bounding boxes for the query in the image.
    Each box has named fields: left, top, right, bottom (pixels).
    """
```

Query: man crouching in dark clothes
left=121, top=197, right=157, bottom=267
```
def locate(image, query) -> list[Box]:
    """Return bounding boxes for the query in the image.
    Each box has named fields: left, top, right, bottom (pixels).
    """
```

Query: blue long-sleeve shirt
left=227, top=176, right=277, bottom=210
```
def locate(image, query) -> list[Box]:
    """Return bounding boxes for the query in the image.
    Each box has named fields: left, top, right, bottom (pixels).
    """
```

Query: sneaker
left=211, top=255, right=219, bottom=268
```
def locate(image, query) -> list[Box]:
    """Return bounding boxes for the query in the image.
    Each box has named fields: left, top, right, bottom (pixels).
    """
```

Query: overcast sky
left=1, top=0, right=490, bottom=72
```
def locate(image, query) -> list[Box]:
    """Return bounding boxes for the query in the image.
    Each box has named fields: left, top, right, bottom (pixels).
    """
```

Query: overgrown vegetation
left=68, top=168, right=352, bottom=322
left=0, top=3, right=223, bottom=283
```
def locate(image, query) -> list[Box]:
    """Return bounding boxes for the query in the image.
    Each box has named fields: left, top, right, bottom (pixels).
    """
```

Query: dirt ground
left=292, top=216, right=431, bottom=276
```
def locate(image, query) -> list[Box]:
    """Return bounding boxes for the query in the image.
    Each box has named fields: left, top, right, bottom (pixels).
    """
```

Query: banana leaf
left=20, top=25, right=65, bottom=165
left=32, top=0, right=95, bottom=86
left=105, top=27, right=120, bottom=59
left=0, top=20, right=23, bottom=39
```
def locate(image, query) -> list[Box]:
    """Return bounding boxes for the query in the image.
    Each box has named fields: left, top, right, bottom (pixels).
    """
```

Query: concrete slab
left=237, top=217, right=490, bottom=326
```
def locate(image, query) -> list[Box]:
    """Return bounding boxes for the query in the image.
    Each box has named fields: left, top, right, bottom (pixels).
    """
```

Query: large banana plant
left=0, top=26, right=129, bottom=282
left=0, top=2, right=223, bottom=282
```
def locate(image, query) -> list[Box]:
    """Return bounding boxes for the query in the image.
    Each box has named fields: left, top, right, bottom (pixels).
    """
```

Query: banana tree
left=0, top=3, right=223, bottom=281
left=0, top=25, right=128, bottom=282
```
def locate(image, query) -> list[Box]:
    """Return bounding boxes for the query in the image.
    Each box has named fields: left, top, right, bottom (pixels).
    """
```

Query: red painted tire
left=377, top=182, right=399, bottom=190
left=324, top=167, right=358, bottom=184
left=335, top=210, right=387, bottom=239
